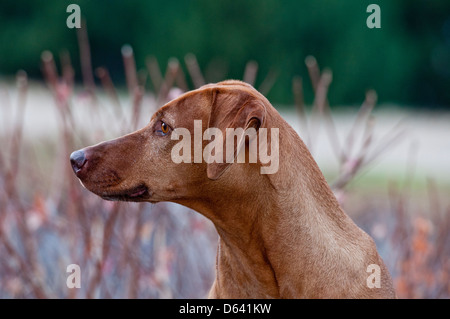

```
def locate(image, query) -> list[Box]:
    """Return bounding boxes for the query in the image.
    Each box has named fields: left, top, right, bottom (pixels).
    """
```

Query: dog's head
left=70, top=80, right=277, bottom=204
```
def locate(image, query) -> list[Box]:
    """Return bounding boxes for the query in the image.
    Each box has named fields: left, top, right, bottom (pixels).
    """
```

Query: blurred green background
left=1, top=0, right=449, bottom=107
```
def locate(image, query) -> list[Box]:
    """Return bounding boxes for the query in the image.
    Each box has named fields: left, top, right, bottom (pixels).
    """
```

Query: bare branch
left=185, top=53, right=205, bottom=88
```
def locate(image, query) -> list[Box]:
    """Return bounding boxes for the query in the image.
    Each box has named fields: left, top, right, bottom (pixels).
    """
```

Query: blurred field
left=0, top=51, right=449, bottom=299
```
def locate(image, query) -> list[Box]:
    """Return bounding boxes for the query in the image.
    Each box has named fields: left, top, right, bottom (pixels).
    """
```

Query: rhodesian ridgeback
left=70, top=80, right=396, bottom=298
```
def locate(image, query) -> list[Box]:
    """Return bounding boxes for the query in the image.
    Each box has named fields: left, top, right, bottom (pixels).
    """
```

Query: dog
left=70, top=80, right=396, bottom=298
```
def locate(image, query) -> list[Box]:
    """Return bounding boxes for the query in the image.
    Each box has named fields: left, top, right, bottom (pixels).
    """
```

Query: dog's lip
left=128, top=187, right=147, bottom=197
left=100, top=184, right=150, bottom=202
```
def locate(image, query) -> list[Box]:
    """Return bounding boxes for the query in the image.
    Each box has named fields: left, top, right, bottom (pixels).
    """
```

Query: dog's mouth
left=100, top=184, right=150, bottom=202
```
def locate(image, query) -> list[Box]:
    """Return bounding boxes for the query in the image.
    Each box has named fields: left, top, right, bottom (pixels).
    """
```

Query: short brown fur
left=71, top=80, right=396, bottom=298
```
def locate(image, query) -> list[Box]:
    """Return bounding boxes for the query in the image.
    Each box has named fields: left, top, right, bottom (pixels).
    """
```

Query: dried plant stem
left=258, top=68, right=278, bottom=96
left=174, top=64, right=188, bottom=92
left=0, top=231, right=48, bottom=298
left=60, top=50, right=75, bottom=89
left=146, top=55, right=163, bottom=93
left=8, top=71, right=27, bottom=182
left=331, top=116, right=375, bottom=190
left=122, top=45, right=146, bottom=130
left=95, top=67, right=124, bottom=116
left=292, top=76, right=310, bottom=145
left=156, top=58, right=180, bottom=105
left=426, top=177, right=442, bottom=221
left=86, top=202, right=121, bottom=298
left=122, top=45, right=139, bottom=97
left=127, top=205, right=145, bottom=298
left=243, top=60, right=258, bottom=86
left=308, top=69, right=332, bottom=154
left=0, top=74, right=49, bottom=297
left=305, top=56, right=343, bottom=161
left=343, top=90, right=377, bottom=160
left=76, top=20, right=95, bottom=94
left=362, top=120, right=406, bottom=168
left=185, top=53, right=205, bottom=88
left=305, top=55, right=320, bottom=93
left=0, top=87, right=12, bottom=138
left=131, top=86, right=144, bottom=130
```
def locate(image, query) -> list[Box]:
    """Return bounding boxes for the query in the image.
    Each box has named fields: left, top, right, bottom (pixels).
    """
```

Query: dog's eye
left=156, top=120, right=171, bottom=136
left=161, top=122, right=169, bottom=134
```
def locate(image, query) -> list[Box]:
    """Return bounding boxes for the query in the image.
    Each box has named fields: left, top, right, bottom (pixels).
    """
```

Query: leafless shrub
left=0, top=26, right=448, bottom=299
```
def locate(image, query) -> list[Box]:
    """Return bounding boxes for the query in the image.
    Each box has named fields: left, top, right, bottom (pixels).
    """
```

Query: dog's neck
left=179, top=124, right=359, bottom=298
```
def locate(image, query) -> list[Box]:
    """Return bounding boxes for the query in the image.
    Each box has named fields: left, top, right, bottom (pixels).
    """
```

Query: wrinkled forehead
left=150, top=81, right=267, bottom=125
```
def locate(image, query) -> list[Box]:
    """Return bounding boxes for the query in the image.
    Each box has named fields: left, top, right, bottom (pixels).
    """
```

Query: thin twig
left=305, top=55, right=320, bottom=93
left=156, top=58, right=179, bottom=105
left=95, top=67, right=123, bottom=117
left=362, top=120, right=406, bottom=167
left=185, top=53, right=205, bottom=88
left=292, top=76, right=309, bottom=144
left=86, top=202, right=121, bottom=298
left=146, top=55, right=163, bottom=93
left=331, top=115, right=375, bottom=190
left=131, top=86, right=145, bottom=130
left=258, top=68, right=278, bottom=96
left=76, top=20, right=95, bottom=94
left=122, top=44, right=138, bottom=97
left=127, top=205, right=146, bottom=299
left=243, top=60, right=258, bottom=86
left=174, top=63, right=188, bottom=92
left=0, top=231, right=49, bottom=298
left=308, top=69, right=332, bottom=153
left=60, top=50, right=75, bottom=89
left=343, top=89, right=377, bottom=160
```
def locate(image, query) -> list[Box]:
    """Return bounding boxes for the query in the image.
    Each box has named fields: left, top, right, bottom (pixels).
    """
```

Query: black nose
left=70, top=150, right=87, bottom=174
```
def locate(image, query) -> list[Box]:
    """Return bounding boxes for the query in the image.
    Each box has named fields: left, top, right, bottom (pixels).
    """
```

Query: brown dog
left=70, top=80, right=396, bottom=298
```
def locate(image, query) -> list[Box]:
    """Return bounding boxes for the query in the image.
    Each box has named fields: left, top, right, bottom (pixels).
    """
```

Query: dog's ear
left=206, top=88, right=266, bottom=180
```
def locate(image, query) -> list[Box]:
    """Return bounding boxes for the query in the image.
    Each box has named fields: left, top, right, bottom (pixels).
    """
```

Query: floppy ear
left=206, top=88, right=266, bottom=180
